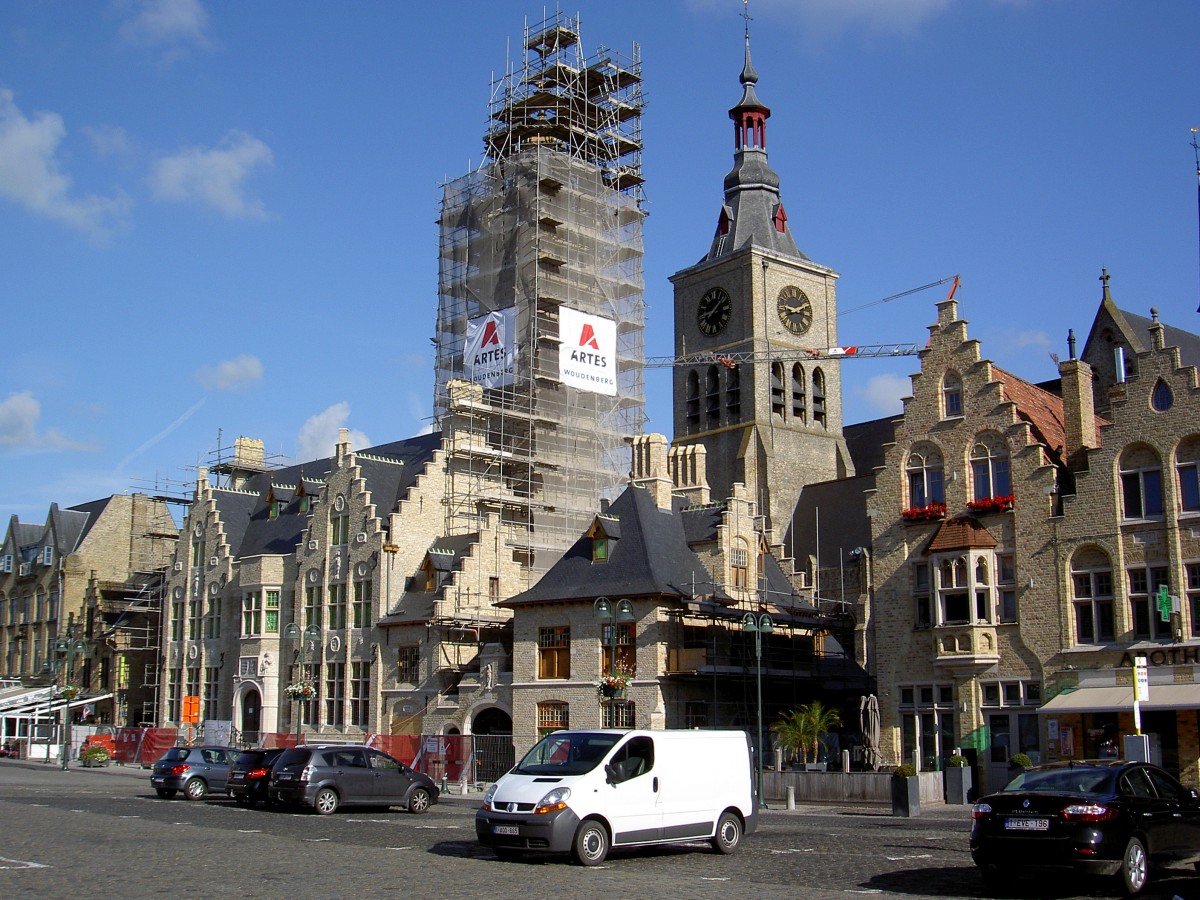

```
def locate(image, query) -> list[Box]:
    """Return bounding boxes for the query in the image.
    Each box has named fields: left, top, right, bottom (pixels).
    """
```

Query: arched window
left=1151, top=378, right=1173, bottom=412
left=812, top=368, right=826, bottom=428
left=705, top=366, right=720, bottom=422
left=731, top=538, right=750, bottom=590
left=1119, top=444, right=1163, bottom=519
left=685, top=370, right=700, bottom=426
left=725, top=366, right=741, bottom=419
left=942, top=371, right=963, bottom=418
left=1176, top=435, right=1200, bottom=513
left=791, top=364, right=807, bottom=422
left=970, top=434, right=1012, bottom=505
left=906, top=445, right=945, bottom=510
left=1070, top=547, right=1114, bottom=644
left=771, top=362, right=785, bottom=417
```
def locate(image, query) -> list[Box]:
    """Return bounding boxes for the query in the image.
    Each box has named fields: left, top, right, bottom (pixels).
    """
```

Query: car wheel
left=1120, top=836, right=1149, bottom=895
left=407, top=787, right=432, bottom=814
left=155, top=788, right=176, bottom=799
left=571, top=819, right=609, bottom=866
left=314, top=787, right=339, bottom=816
left=184, top=779, right=208, bottom=801
left=710, top=810, right=742, bottom=854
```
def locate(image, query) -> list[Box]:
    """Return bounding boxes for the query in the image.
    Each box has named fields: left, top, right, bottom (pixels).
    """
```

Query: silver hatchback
left=150, top=745, right=237, bottom=800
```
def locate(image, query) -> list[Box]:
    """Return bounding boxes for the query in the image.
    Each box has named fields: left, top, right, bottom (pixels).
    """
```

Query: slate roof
left=502, top=485, right=730, bottom=607
left=1121, top=308, right=1200, bottom=369
left=680, top=503, right=725, bottom=545
left=788, top=474, right=874, bottom=571
left=844, top=416, right=898, bottom=476
left=213, top=432, right=443, bottom=560
left=926, top=516, right=999, bottom=553
left=66, top=497, right=112, bottom=547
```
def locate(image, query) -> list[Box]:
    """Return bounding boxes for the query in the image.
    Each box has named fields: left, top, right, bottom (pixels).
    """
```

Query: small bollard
left=786, top=785, right=796, bottom=810
left=441, top=774, right=449, bottom=794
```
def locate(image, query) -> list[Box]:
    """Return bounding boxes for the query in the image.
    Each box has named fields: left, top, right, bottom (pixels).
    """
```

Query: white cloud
left=855, top=373, right=911, bottom=415
left=195, top=354, right=263, bottom=392
left=0, top=88, right=130, bottom=241
left=119, top=0, right=212, bottom=51
left=149, top=130, right=273, bottom=218
left=82, top=124, right=134, bottom=159
left=296, top=403, right=371, bottom=462
left=0, top=391, right=93, bottom=451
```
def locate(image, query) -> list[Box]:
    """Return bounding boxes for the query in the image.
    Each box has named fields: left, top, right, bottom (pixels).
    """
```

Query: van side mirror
left=604, top=763, right=618, bottom=785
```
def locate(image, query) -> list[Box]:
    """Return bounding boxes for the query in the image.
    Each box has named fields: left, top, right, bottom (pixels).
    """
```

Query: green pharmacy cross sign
left=1156, top=586, right=1173, bottom=622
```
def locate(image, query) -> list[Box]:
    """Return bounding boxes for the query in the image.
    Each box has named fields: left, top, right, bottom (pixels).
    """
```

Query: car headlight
left=482, top=783, right=499, bottom=809
left=535, top=786, right=571, bottom=815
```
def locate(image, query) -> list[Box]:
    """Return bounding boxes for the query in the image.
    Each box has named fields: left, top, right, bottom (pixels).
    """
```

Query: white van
left=475, top=728, right=757, bottom=865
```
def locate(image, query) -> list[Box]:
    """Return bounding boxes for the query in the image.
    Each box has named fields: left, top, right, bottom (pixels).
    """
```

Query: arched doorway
left=471, top=706, right=514, bottom=783
left=241, top=688, right=261, bottom=744
left=472, top=706, right=512, bottom=735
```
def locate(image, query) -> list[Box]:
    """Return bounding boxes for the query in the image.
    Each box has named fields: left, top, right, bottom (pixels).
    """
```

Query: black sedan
left=226, top=747, right=286, bottom=808
left=970, top=760, right=1200, bottom=895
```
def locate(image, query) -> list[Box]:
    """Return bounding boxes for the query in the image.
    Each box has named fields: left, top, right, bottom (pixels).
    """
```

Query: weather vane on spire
left=741, top=0, right=753, bottom=41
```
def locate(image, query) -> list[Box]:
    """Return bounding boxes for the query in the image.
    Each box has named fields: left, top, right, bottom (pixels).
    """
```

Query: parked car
left=150, top=745, right=237, bottom=800
left=226, top=747, right=286, bottom=808
left=269, top=744, right=438, bottom=815
left=970, top=760, right=1200, bottom=895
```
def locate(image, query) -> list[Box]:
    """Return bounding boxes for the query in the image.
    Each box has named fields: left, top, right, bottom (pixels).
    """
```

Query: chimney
left=668, top=444, right=711, bottom=505
left=629, top=433, right=674, bottom=509
left=1059, top=357, right=1096, bottom=458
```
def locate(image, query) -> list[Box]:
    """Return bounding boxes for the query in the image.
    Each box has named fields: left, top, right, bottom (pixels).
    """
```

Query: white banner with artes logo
left=464, top=307, right=516, bottom=388
left=559, top=306, right=617, bottom=396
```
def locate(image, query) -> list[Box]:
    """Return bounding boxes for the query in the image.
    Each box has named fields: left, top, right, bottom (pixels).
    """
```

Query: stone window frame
left=537, top=626, right=571, bottom=680
left=970, top=432, right=1012, bottom=502
left=1127, top=564, right=1171, bottom=641
left=1175, top=435, right=1200, bottom=514
left=537, top=700, right=569, bottom=738
left=241, top=590, right=262, bottom=637
left=325, top=661, right=345, bottom=728
left=941, top=370, right=963, bottom=419
left=905, top=443, right=945, bottom=510
left=1119, top=443, right=1165, bottom=520
left=1070, top=547, right=1115, bottom=645
left=397, top=645, right=420, bottom=684
left=1187, top=562, right=1200, bottom=638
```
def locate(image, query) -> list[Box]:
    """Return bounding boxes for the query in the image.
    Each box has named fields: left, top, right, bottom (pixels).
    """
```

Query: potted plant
left=284, top=681, right=317, bottom=701
left=772, top=701, right=842, bottom=770
left=80, top=744, right=110, bottom=767
left=944, top=754, right=972, bottom=805
left=596, top=663, right=634, bottom=701
left=891, top=764, right=921, bottom=817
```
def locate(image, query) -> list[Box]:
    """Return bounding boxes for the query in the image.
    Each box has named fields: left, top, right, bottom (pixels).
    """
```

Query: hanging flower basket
left=59, top=685, right=80, bottom=701
left=596, top=669, right=632, bottom=701
left=901, top=502, right=946, bottom=522
left=285, top=681, right=316, bottom=700
left=966, top=495, right=1014, bottom=514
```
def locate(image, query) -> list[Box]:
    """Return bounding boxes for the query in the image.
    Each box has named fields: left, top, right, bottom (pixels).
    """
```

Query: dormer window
left=593, top=536, right=609, bottom=563
left=586, top=515, right=619, bottom=563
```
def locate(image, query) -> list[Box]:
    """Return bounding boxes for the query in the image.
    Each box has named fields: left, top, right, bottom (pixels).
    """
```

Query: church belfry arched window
left=726, top=365, right=741, bottom=420
left=791, top=364, right=806, bottom=422
left=812, top=368, right=826, bottom=428
left=686, top=370, right=700, bottom=427
left=771, top=362, right=785, bottom=418
left=705, top=366, right=720, bottom=422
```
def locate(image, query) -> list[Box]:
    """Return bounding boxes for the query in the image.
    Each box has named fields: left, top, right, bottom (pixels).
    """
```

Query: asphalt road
left=1, top=760, right=1198, bottom=899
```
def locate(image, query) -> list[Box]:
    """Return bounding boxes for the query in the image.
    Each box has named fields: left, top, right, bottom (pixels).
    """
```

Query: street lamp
left=283, top=622, right=322, bottom=745
left=43, top=629, right=86, bottom=770
left=742, top=611, right=773, bottom=808
left=593, top=597, right=635, bottom=718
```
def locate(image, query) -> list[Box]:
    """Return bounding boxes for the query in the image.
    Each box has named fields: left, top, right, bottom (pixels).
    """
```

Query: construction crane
left=645, top=276, right=959, bottom=368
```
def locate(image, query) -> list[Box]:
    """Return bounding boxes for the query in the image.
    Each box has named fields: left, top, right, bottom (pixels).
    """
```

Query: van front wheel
left=572, top=820, right=610, bottom=866
left=711, top=811, right=742, bottom=854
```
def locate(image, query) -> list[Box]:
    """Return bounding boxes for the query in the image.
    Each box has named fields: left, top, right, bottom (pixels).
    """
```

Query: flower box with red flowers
left=966, top=495, right=1014, bottom=514
left=901, top=502, right=947, bottom=522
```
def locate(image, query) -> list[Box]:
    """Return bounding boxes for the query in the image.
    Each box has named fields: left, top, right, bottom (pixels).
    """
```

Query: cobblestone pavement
left=1, top=760, right=1198, bottom=899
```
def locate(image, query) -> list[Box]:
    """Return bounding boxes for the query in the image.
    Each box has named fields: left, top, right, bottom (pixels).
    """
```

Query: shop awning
left=1040, top=683, right=1200, bottom=714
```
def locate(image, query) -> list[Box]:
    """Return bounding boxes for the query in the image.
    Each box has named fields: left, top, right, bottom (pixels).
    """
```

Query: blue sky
left=2, top=0, right=1198, bottom=527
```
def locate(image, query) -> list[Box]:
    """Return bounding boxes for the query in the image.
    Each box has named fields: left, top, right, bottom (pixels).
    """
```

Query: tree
left=772, top=701, right=843, bottom=765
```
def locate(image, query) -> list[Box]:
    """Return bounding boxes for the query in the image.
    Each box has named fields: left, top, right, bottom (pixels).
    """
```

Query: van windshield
left=513, top=732, right=621, bottom=776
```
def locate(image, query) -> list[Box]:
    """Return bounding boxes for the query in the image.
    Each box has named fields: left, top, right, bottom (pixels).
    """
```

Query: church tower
left=669, top=34, right=852, bottom=536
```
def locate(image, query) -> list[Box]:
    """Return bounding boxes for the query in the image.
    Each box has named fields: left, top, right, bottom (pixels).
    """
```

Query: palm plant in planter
left=772, top=701, right=842, bottom=770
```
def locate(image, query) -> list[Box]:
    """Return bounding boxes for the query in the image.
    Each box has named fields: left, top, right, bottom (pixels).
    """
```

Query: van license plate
left=493, top=825, right=520, bottom=836
left=1004, top=817, right=1048, bottom=831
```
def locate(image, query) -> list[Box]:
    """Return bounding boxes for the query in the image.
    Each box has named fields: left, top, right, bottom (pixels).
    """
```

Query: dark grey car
left=150, top=745, right=237, bottom=800
left=269, top=744, right=439, bottom=815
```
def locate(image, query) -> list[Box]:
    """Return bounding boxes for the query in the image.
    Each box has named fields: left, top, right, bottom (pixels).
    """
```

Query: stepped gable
left=503, top=485, right=726, bottom=606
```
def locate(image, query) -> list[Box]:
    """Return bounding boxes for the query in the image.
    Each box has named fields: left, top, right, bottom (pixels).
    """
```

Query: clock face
left=697, top=286, right=732, bottom=336
left=777, top=285, right=813, bottom=335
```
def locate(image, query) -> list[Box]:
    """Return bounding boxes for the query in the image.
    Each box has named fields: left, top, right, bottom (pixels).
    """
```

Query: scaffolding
left=434, top=12, right=646, bottom=576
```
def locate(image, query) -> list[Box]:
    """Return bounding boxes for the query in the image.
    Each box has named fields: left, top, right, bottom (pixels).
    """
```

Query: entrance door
left=987, top=712, right=1039, bottom=789
left=241, top=689, right=261, bottom=744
